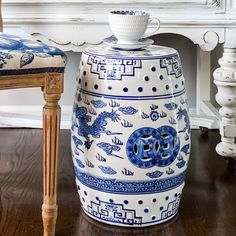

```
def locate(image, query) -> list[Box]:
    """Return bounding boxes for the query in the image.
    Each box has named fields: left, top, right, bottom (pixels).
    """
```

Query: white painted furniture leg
left=196, top=47, right=211, bottom=115
left=214, top=47, right=236, bottom=166
left=193, top=46, right=219, bottom=131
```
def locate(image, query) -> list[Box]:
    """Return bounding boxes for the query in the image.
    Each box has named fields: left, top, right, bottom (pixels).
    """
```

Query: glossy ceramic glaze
left=71, top=44, right=190, bottom=227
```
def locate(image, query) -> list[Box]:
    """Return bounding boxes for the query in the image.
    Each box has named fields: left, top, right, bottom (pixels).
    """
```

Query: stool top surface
left=83, top=44, right=178, bottom=59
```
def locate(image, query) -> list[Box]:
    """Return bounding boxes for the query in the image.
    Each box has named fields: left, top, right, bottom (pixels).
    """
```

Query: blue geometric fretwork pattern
left=161, top=194, right=181, bottom=220
left=160, top=54, right=182, bottom=78
left=87, top=199, right=142, bottom=225
left=87, top=55, right=142, bottom=80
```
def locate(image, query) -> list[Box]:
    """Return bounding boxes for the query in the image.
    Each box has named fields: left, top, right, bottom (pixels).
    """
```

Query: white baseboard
left=0, top=105, right=219, bottom=130
left=189, top=106, right=219, bottom=129
left=0, top=105, right=72, bottom=129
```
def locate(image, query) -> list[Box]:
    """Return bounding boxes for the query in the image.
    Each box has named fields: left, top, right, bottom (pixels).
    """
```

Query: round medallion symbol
left=126, top=127, right=163, bottom=168
left=156, top=126, right=180, bottom=167
left=126, top=126, right=180, bottom=168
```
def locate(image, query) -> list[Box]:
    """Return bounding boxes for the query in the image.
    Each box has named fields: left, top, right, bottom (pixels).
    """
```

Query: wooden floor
left=0, top=129, right=235, bottom=236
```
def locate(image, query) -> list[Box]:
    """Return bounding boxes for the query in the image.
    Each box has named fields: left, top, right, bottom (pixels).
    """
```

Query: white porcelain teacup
left=109, top=10, right=160, bottom=45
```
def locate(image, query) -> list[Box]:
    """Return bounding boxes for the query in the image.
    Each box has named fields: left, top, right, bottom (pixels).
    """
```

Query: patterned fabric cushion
left=0, top=33, right=67, bottom=75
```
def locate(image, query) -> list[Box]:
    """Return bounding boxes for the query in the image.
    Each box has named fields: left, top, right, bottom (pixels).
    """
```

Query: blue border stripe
left=75, top=169, right=185, bottom=195
left=79, top=88, right=185, bottom=100
left=83, top=51, right=179, bottom=61
left=0, top=67, right=65, bottom=76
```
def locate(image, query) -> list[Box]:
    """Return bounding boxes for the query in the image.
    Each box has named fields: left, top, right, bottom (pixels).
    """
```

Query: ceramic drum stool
left=71, top=44, right=191, bottom=227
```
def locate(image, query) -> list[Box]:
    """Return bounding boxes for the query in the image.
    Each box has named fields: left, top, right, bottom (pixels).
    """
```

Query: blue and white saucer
left=103, top=35, right=154, bottom=50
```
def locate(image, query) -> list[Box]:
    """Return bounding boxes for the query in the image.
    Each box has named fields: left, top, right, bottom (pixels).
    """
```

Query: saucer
left=103, top=36, right=154, bottom=50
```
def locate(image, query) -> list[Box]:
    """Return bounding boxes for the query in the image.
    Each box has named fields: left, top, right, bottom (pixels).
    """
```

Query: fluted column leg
left=42, top=73, right=63, bottom=236
left=214, top=47, right=236, bottom=167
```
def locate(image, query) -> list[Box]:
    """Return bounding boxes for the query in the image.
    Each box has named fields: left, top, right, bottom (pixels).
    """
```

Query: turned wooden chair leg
left=42, top=93, right=61, bottom=236
left=42, top=73, right=64, bottom=236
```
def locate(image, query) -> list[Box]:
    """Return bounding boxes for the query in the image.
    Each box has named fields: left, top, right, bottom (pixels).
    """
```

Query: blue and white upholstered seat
left=0, top=33, right=66, bottom=75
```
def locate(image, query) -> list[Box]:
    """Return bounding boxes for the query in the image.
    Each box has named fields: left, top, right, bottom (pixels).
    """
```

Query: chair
left=0, top=2, right=66, bottom=236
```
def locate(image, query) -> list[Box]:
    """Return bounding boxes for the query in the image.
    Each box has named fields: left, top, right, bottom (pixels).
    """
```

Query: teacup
left=109, top=10, right=160, bottom=45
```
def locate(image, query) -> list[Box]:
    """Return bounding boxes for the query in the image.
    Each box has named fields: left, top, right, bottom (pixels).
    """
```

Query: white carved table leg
left=196, top=48, right=211, bottom=115
left=214, top=47, right=236, bottom=167
left=190, top=31, right=221, bottom=131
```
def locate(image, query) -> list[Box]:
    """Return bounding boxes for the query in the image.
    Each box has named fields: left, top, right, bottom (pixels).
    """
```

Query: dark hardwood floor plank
left=0, top=129, right=235, bottom=236
left=0, top=129, right=42, bottom=235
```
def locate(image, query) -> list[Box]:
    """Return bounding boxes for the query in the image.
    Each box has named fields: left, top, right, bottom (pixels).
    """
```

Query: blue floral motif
left=0, top=52, right=14, bottom=68
left=118, top=106, right=138, bottom=115
left=0, top=35, right=22, bottom=50
left=164, top=102, right=178, bottom=110
left=20, top=53, right=34, bottom=67
left=146, top=170, right=163, bottom=179
left=0, top=33, right=67, bottom=69
left=98, top=165, right=117, bottom=175
left=75, top=158, right=85, bottom=168
left=91, top=99, right=107, bottom=108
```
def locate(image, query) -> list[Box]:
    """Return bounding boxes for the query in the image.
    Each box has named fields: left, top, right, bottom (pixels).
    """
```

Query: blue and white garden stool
left=71, top=44, right=191, bottom=227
